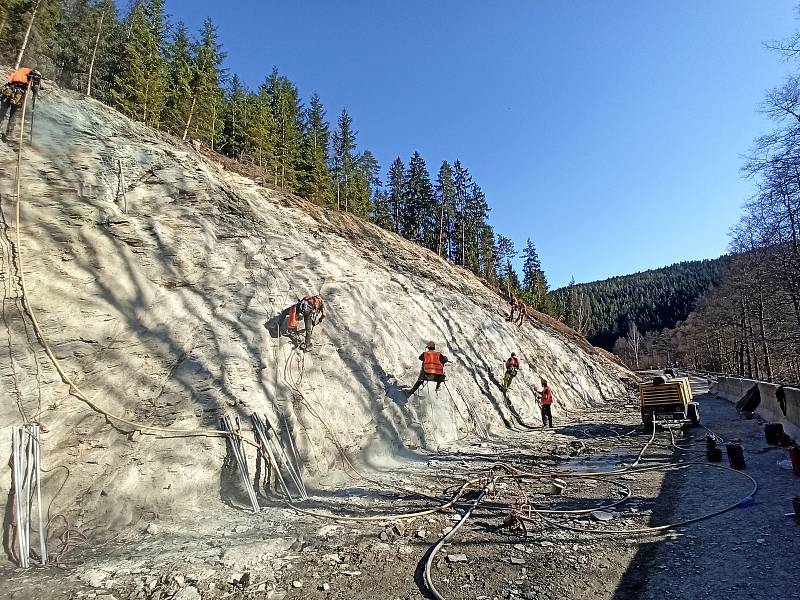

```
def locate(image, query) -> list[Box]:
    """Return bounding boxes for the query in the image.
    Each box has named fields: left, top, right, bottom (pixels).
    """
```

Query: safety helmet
left=426, top=341, right=436, bottom=349
left=511, top=352, right=516, bottom=357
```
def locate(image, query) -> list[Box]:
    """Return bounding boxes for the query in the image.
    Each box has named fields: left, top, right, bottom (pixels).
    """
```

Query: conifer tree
left=479, top=224, right=499, bottom=283
left=401, top=152, right=435, bottom=246
left=112, top=0, right=168, bottom=126
left=249, top=83, right=275, bottom=182
left=298, top=93, right=332, bottom=205
left=452, top=160, right=474, bottom=266
left=435, top=161, right=456, bottom=258
left=330, top=108, right=357, bottom=211
left=189, top=17, right=225, bottom=145
left=496, top=235, right=516, bottom=290
left=372, top=189, right=393, bottom=230
left=50, top=0, right=93, bottom=90
left=221, top=74, right=250, bottom=160
left=163, top=21, right=193, bottom=135
left=387, top=157, right=405, bottom=233
left=521, top=238, right=550, bottom=311
left=462, top=182, right=489, bottom=272
left=1, top=0, right=60, bottom=70
left=351, top=149, right=379, bottom=218
left=85, top=0, right=117, bottom=99
left=267, top=67, right=303, bottom=191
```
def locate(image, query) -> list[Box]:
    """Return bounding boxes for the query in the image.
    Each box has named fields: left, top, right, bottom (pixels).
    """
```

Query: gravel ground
left=2, top=376, right=799, bottom=600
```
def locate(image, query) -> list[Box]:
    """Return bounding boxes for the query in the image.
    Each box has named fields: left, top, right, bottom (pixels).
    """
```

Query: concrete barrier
left=711, top=376, right=800, bottom=442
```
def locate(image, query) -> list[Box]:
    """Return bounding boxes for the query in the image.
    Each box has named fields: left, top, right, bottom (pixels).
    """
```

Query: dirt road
left=2, top=376, right=798, bottom=600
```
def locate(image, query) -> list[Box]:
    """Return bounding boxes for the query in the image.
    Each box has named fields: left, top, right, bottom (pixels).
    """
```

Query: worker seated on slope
left=502, top=352, right=520, bottom=391
left=407, top=341, right=449, bottom=395
left=0, top=67, right=41, bottom=142
left=289, top=294, right=325, bottom=350
left=515, top=301, right=528, bottom=327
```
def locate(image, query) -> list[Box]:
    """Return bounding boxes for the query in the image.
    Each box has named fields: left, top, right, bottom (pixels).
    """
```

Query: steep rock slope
left=0, top=84, right=629, bottom=529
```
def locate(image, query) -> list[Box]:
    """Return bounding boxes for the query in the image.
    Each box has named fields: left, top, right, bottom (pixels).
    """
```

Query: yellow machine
left=638, top=375, right=699, bottom=428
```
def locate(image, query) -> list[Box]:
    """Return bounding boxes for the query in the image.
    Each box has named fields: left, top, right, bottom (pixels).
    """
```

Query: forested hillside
left=0, top=0, right=553, bottom=311
left=552, top=257, right=730, bottom=350
left=634, top=20, right=800, bottom=383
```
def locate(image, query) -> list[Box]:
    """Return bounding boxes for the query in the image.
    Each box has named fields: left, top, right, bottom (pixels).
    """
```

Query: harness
left=1, top=83, right=26, bottom=107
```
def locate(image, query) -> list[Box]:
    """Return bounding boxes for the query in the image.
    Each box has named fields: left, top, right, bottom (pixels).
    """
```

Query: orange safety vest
left=8, top=67, right=32, bottom=85
left=287, top=304, right=299, bottom=329
left=422, top=350, right=444, bottom=375
left=541, top=386, right=553, bottom=405
left=507, top=357, right=519, bottom=369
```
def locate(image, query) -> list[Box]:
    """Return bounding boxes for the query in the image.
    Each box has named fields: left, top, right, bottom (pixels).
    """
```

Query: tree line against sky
left=0, top=0, right=553, bottom=313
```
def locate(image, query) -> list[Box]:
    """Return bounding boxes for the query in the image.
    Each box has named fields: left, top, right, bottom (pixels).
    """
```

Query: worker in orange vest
left=538, top=378, right=554, bottom=428
left=287, top=295, right=325, bottom=350
left=0, top=67, right=41, bottom=142
left=407, top=341, right=449, bottom=395
left=502, top=352, right=520, bottom=391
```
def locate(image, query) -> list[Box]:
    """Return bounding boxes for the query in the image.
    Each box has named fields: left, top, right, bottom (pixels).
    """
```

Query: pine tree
left=462, top=182, right=489, bottom=272
left=85, top=0, right=118, bottom=100
left=189, top=17, right=225, bottom=145
left=221, top=74, right=250, bottom=160
left=351, top=149, right=379, bottom=218
left=452, top=160, right=474, bottom=266
left=521, top=238, right=541, bottom=291
left=163, top=20, right=193, bottom=136
left=495, top=235, right=516, bottom=291
left=112, top=0, right=168, bottom=126
left=298, top=93, right=332, bottom=205
left=267, top=67, right=303, bottom=191
left=401, top=152, right=435, bottom=247
left=249, top=82, right=275, bottom=183
left=521, top=238, right=550, bottom=312
left=1, top=0, right=61, bottom=71
left=372, top=189, right=393, bottom=230
left=330, top=108, right=357, bottom=211
left=435, top=161, right=456, bottom=258
left=50, top=0, right=93, bottom=90
left=387, top=157, right=405, bottom=233
left=479, top=224, right=499, bottom=283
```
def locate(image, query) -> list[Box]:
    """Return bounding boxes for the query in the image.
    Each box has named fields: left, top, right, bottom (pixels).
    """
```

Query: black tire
left=687, top=403, right=700, bottom=426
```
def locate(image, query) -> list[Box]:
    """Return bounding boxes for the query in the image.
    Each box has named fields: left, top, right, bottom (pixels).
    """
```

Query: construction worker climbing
left=290, top=295, right=325, bottom=350
left=502, top=353, right=520, bottom=391
left=0, top=67, right=41, bottom=142
left=407, top=342, right=448, bottom=396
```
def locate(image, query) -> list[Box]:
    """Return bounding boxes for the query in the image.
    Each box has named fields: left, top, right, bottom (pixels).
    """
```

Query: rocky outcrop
left=0, top=84, right=629, bottom=530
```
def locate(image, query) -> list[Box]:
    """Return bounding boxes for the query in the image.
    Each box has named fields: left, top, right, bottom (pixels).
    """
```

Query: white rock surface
left=0, top=83, right=630, bottom=529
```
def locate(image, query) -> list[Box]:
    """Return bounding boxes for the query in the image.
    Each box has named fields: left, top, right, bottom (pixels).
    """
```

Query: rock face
left=0, top=83, right=629, bottom=530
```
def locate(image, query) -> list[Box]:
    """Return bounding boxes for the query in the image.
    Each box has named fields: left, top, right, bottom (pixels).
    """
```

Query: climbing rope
left=9, top=79, right=253, bottom=447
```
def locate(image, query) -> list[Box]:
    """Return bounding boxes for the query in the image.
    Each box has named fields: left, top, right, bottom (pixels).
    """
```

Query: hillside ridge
left=0, top=81, right=629, bottom=530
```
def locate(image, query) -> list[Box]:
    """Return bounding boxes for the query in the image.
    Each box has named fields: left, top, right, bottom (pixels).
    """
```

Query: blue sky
left=167, top=0, right=797, bottom=288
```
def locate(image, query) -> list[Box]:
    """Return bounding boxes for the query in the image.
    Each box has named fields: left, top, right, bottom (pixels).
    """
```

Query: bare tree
left=86, top=8, right=107, bottom=98
left=626, top=320, right=642, bottom=370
